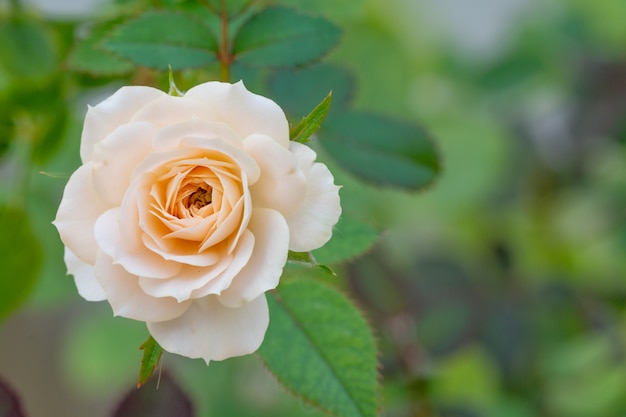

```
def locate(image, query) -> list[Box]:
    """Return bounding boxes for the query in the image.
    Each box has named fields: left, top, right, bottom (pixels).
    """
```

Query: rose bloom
left=54, top=81, right=341, bottom=363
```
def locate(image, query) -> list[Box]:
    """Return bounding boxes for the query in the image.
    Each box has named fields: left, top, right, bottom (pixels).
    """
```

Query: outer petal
left=131, top=139, right=260, bottom=186
left=53, top=163, right=110, bottom=264
left=64, top=248, right=105, bottom=301
left=185, top=81, right=289, bottom=148
left=94, top=251, right=191, bottom=322
left=152, top=119, right=242, bottom=152
left=80, top=86, right=164, bottom=162
left=243, top=134, right=306, bottom=215
left=218, top=208, right=288, bottom=308
left=147, top=294, right=269, bottom=363
left=131, top=94, right=219, bottom=128
left=91, top=121, right=158, bottom=206
left=285, top=142, right=342, bottom=252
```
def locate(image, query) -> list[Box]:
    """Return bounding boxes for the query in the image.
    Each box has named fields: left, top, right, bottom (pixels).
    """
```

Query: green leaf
left=320, top=111, right=441, bottom=190
left=0, top=103, right=14, bottom=159
left=287, top=251, right=337, bottom=277
left=287, top=250, right=316, bottom=266
left=290, top=91, right=332, bottom=143
left=259, top=279, right=379, bottom=417
left=138, top=336, right=164, bottom=388
left=32, top=103, right=69, bottom=165
left=269, top=64, right=356, bottom=116
left=233, top=6, right=342, bottom=68
left=313, top=216, right=378, bottom=265
left=0, top=15, right=57, bottom=82
left=103, top=11, right=218, bottom=70
left=0, top=206, right=42, bottom=320
left=67, top=21, right=134, bottom=76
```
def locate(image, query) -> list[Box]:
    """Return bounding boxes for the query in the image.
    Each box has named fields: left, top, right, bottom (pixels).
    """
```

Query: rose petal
left=285, top=142, right=342, bottom=252
left=91, top=121, right=158, bottom=206
left=131, top=94, right=218, bottom=127
left=138, top=230, right=254, bottom=302
left=243, top=134, right=306, bottom=215
left=53, top=163, right=110, bottom=264
left=94, top=208, right=182, bottom=279
left=147, top=294, right=269, bottom=363
left=185, top=81, right=289, bottom=148
left=132, top=138, right=260, bottom=186
left=152, top=119, right=242, bottom=152
left=80, top=86, right=164, bottom=162
left=190, top=230, right=255, bottom=299
left=218, top=208, right=288, bottom=308
left=181, top=137, right=260, bottom=185
left=64, top=247, right=106, bottom=301
left=95, top=251, right=191, bottom=322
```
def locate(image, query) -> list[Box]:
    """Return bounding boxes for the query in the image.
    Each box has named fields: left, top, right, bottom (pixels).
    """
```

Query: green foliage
left=269, top=64, right=356, bottom=117
left=0, top=15, right=57, bottom=83
left=233, top=7, right=342, bottom=68
left=290, top=91, right=332, bottom=143
left=103, top=11, right=218, bottom=70
left=138, top=336, right=164, bottom=388
left=312, top=216, right=378, bottom=265
left=67, top=21, right=134, bottom=76
left=0, top=105, right=14, bottom=160
left=259, top=278, right=379, bottom=417
left=320, top=112, right=440, bottom=190
left=0, top=206, right=42, bottom=320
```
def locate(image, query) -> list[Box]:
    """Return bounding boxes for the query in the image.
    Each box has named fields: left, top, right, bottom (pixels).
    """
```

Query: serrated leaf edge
left=260, top=281, right=381, bottom=417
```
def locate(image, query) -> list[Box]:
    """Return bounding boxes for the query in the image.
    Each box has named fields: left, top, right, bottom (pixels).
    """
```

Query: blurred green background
left=1, top=0, right=626, bottom=416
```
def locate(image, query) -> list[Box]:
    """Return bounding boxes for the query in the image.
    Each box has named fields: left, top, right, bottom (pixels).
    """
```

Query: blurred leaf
left=0, top=206, right=42, bottom=320
left=233, top=7, right=341, bottom=68
left=67, top=21, right=134, bottom=76
left=269, top=65, right=355, bottom=119
left=62, top=312, right=146, bottom=393
left=112, top=372, right=194, bottom=417
left=138, top=336, right=163, bottom=388
left=542, top=335, right=626, bottom=417
left=0, top=105, right=14, bottom=159
left=103, top=11, right=217, bottom=70
left=0, top=376, right=27, bottom=417
left=0, top=15, right=57, bottom=82
left=312, top=216, right=378, bottom=265
left=320, top=111, right=440, bottom=190
left=259, top=279, right=379, bottom=417
left=31, top=105, right=69, bottom=165
left=431, top=346, right=500, bottom=411
left=290, top=91, right=332, bottom=143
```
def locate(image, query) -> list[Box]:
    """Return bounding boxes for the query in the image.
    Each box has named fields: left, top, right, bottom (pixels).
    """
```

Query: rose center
left=188, top=186, right=213, bottom=209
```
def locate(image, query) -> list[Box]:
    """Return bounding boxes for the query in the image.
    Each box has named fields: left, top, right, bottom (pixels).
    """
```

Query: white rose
left=54, top=81, right=341, bottom=363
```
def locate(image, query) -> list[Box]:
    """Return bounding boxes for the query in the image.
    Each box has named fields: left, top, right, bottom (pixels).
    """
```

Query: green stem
left=218, top=0, right=231, bottom=82
left=218, top=0, right=232, bottom=82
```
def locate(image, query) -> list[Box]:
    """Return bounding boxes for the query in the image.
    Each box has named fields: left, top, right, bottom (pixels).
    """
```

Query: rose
left=54, top=81, right=341, bottom=363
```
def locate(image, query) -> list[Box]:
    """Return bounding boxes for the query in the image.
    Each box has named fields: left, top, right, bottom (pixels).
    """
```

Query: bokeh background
left=1, top=0, right=626, bottom=416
